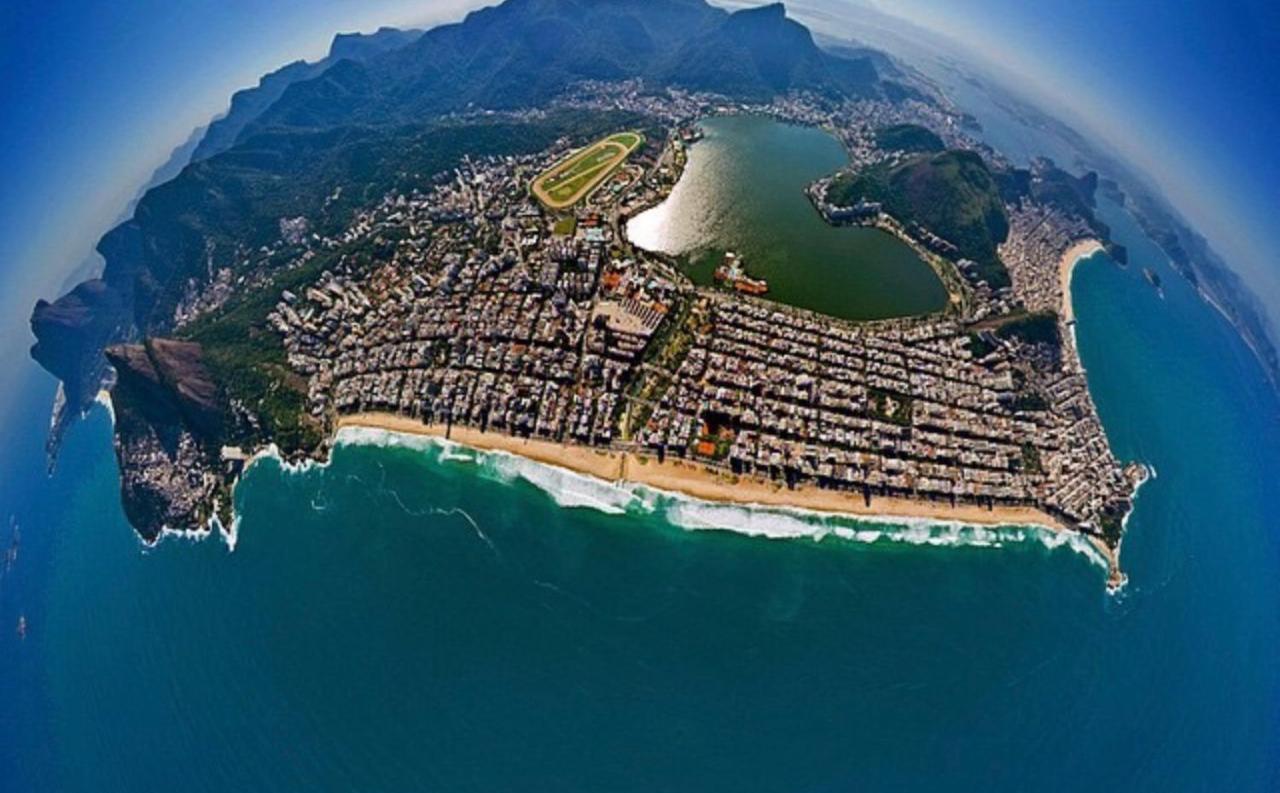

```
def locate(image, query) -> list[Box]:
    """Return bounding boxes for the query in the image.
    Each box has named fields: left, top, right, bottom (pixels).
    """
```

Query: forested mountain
left=828, top=149, right=1011, bottom=287
left=30, top=0, right=905, bottom=459
left=242, top=1, right=887, bottom=138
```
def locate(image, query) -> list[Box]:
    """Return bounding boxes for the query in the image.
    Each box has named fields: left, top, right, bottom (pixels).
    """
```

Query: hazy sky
left=1, top=0, right=1277, bottom=367
left=0, top=0, right=483, bottom=382
left=855, top=0, right=1280, bottom=305
left=0, top=1, right=480, bottom=300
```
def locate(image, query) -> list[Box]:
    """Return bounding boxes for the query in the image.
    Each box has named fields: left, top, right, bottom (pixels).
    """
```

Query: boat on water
left=16, top=615, right=26, bottom=640
left=714, top=251, right=769, bottom=295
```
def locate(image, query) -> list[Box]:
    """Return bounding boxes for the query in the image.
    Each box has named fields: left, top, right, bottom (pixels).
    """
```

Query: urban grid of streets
left=190, top=82, right=1139, bottom=542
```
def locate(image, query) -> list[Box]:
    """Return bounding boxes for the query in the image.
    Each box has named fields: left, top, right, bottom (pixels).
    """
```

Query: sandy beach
left=1059, top=238, right=1105, bottom=323
left=335, top=412, right=1122, bottom=580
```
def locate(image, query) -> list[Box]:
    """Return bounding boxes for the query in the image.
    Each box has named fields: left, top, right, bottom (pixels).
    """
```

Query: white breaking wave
left=94, top=389, right=115, bottom=425
left=148, top=505, right=239, bottom=553
left=212, top=507, right=239, bottom=553
left=249, top=442, right=328, bottom=476
left=663, top=498, right=838, bottom=540
left=439, top=447, right=475, bottom=463
left=641, top=488, right=1107, bottom=567
left=153, top=524, right=212, bottom=547
left=478, top=450, right=640, bottom=515
left=333, top=426, right=440, bottom=457
left=216, top=426, right=1113, bottom=576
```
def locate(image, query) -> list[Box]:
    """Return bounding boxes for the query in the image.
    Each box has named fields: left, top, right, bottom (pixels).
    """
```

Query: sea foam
left=638, top=486, right=1107, bottom=567
left=324, top=429, right=1108, bottom=573
left=171, top=426, right=1110, bottom=577
left=94, top=389, right=115, bottom=425
left=476, top=451, right=639, bottom=515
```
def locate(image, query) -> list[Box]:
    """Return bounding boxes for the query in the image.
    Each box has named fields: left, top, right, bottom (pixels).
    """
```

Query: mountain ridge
left=29, top=0, right=908, bottom=463
left=240, top=0, right=886, bottom=140
left=193, top=26, right=422, bottom=162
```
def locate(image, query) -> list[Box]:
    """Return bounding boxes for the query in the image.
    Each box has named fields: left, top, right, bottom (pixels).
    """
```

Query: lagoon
left=627, top=114, right=948, bottom=321
left=3, top=116, right=1280, bottom=793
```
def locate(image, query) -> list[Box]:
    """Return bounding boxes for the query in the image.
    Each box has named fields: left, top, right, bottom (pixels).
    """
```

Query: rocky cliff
left=104, top=339, right=226, bottom=541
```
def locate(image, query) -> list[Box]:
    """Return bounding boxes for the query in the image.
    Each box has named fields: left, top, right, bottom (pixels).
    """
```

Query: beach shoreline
left=1059, top=238, right=1105, bottom=323
left=334, top=412, right=1123, bottom=582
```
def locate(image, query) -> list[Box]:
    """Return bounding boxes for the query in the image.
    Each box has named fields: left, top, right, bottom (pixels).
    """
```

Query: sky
left=850, top=0, right=1280, bottom=311
left=1, top=0, right=1278, bottom=369
left=0, top=0, right=483, bottom=387
left=0, top=1, right=480, bottom=302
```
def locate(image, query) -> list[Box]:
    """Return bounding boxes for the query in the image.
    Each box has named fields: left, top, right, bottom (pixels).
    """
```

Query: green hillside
left=30, top=0, right=914, bottom=433
left=874, top=123, right=944, bottom=153
left=827, top=149, right=1010, bottom=288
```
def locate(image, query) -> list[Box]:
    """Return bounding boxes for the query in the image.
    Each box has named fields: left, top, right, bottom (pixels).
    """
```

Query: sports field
left=532, top=131, right=642, bottom=209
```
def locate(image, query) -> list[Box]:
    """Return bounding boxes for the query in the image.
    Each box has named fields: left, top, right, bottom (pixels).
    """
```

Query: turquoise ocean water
left=2, top=168, right=1280, bottom=790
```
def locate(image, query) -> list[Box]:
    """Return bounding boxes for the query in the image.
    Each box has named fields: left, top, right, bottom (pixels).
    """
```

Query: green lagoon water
left=627, top=114, right=948, bottom=320
left=2, top=125, right=1280, bottom=791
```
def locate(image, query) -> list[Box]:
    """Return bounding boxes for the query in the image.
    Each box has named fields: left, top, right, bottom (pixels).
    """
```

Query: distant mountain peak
left=328, top=26, right=420, bottom=62
left=741, top=2, right=787, bottom=17
left=190, top=26, right=423, bottom=163
left=28, top=0, right=908, bottom=448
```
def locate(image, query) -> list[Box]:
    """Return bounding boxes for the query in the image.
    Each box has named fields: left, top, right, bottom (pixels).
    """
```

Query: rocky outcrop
left=104, top=340, right=225, bottom=541
left=27, top=28, right=426, bottom=456
left=660, top=3, right=880, bottom=100
left=30, top=279, right=128, bottom=412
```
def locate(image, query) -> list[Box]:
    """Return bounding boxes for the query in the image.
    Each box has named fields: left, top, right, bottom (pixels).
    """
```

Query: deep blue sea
left=3, top=174, right=1280, bottom=791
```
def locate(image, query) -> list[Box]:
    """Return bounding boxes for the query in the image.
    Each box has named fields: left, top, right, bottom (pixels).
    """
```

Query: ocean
left=2, top=152, right=1280, bottom=790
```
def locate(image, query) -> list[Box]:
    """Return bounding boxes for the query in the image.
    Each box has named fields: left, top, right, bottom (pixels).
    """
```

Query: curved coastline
left=1057, top=237, right=1129, bottom=588
left=161, top=237, right=1132, bottom=588
left=190, top=238, right=1130, bottom=589
left=1060, top=238, right=1105, bottom=324
left=327, top=412, right=1122, bottom=582
left=126, top=135, right=1128, bottom=592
